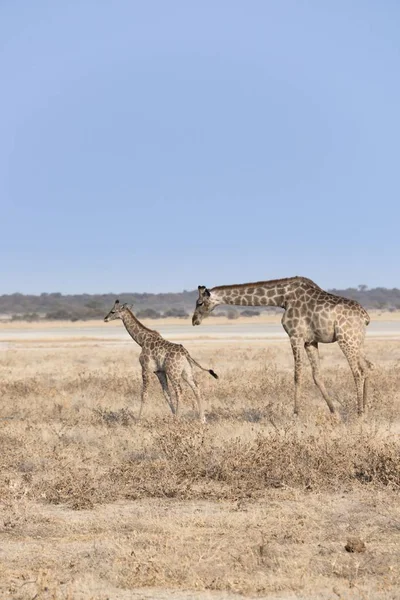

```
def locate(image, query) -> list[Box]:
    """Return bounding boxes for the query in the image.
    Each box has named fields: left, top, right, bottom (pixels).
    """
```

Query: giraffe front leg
left=290, top=338, right=304, bottom=416
left=138, top=367, right=151, bottom=421
left=304, top=341, right=335, bottom=414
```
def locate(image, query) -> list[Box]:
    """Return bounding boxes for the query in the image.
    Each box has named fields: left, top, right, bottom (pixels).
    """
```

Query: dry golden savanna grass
left=1, top=328, right=400, bottom=599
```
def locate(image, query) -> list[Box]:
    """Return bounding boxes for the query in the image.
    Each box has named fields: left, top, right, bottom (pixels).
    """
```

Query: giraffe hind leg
left=338, top=340, right=365, bottom=415
left=167, top=373, right=183, bottom=417
left=155, top=370, right=176, bottom=415
left=182, top=369, right=205, bottom=423
left=304, top=341, right=335, bottom=414
left=358, top=355, right=374, bottom=412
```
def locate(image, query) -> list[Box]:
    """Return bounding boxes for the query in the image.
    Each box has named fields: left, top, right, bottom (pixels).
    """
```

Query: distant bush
left=163, top=308, right=189, bottom=318
left=227, top=309, right=240, bottom=320
left=241, top=310, right=261, bottom=317
left=84, top=300, right=104, bottom=310
left=46, top=306, right=106, bottom=321
left=45, top=309, right=76, bottom=321
left=11, top=312, right=41, bottom=322
left=136, top=308, right=162, bottom=319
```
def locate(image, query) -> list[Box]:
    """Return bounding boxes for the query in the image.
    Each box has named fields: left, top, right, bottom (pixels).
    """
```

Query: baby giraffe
left=104, top=300, right=218, bottom=422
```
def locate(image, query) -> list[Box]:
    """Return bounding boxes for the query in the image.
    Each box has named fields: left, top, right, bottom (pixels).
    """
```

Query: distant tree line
left=0, top=285, right=399, bottom=321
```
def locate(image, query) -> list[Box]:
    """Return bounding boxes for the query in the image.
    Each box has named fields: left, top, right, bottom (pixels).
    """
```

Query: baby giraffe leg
left=167, top=373, right=183, bottom=417
left=155, top=370, right=176, bottom=415
left=182, top=370, right=206, bottom=423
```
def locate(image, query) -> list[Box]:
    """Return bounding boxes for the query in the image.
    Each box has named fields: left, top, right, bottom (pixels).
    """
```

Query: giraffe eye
left=197, top=301, right=203, bottom=307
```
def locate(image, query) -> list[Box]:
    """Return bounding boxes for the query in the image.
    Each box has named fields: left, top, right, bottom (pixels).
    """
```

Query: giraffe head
left=192, top=286, right=216, bottom=325
left=104, top=299, right=130, bottom=322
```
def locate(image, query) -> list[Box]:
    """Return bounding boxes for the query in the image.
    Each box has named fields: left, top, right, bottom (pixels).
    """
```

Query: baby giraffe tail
left=187, top=355, right=218, bottom=379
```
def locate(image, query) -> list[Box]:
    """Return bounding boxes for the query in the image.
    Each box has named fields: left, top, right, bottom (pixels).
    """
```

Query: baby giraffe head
left=104, top=299, right=128, bottom=322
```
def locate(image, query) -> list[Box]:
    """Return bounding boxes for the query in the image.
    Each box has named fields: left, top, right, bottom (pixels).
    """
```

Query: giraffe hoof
left=330, top=412, right=341, bottom=424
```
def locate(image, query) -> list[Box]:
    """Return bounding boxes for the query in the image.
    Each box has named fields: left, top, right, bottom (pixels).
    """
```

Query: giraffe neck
left=120, top=308, right=154, bottom=346
left=211, top=277, right=312, bottom=309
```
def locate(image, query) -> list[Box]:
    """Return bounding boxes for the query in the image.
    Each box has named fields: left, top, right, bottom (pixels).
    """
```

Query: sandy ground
left=3, top=493, right=400, bottom=600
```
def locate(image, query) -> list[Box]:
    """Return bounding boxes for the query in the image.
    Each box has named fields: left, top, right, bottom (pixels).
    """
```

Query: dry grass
left=1, top=336, right=400, bottom=598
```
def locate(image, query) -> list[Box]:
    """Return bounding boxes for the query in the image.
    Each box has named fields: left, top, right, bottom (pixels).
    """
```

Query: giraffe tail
left=187, top=356, right=219, bottom=379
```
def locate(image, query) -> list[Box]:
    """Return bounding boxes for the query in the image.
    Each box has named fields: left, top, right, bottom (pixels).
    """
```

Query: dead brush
left=36, top=463, right=116, bottom=509
left=226, top=429, right=356, bottom=490
left=66, top=370, right=140, bottom=398
left=0, top=377, right=46, bottom=399
left=152, top=421, right=212, bottom=480
left=106, top=423, right=400, bottom=501
left=109, top=422, right=217, bottom=500
left=93, top=406, right=135, bottom=426
left=354, top=438, right=400, bottom=488
left=2, top=341, right=400, bottom=511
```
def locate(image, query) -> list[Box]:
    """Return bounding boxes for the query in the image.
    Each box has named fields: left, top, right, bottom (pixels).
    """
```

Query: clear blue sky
left=1, top=1, right=399, bottom=294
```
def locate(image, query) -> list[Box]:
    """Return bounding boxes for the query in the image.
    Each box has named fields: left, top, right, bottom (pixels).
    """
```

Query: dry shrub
left=355, top=438, right=400, bottom=487
left=38, top=464, right=116, bottom=509
left=0, top=377, right=47, bottom=400
left=93, top=406, right=136, bottom=426
left=109, top=422, right=400, bottom=502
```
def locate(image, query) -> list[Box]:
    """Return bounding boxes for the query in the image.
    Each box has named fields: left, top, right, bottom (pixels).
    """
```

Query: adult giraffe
left=191, top=276, right=372, bottom=415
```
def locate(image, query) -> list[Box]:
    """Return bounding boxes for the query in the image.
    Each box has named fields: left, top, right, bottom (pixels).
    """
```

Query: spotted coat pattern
left=192, top=276, right=372, bottom=415
left=105, top=300, right=217, bottom=422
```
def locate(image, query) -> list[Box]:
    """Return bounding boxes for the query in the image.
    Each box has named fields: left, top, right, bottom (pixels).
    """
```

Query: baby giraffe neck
left=121, top=311, right=148, bottom=346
